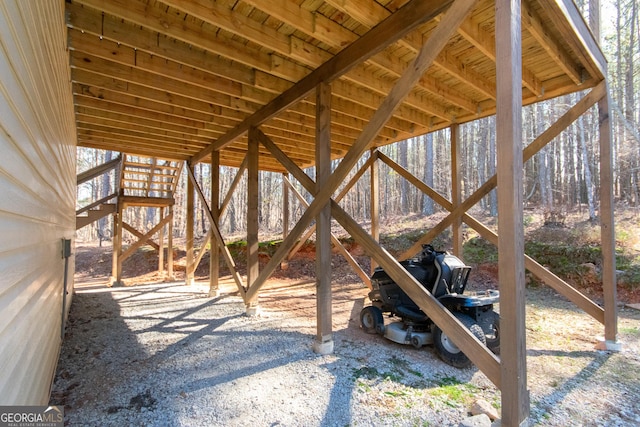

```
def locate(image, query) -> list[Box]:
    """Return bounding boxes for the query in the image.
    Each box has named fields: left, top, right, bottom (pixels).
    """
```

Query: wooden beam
left=314, top=82, right=333, bottom=353
left=598, top=83, right=618, bottom=344
left=282, top=166, right=372, bottom=289
left=122, top=222, right=160, bottom=251
left=452, top=14, right=542, bottom=97
left=158, top=207, right=165, bottom=273
left=77, top=155, right=121, bottom=185
left=220, top=156, right=248, bottom=217
left=243, top=0, right=478, bottom=304
left=76, top=193, right=117, bottom=215
left=370, top=149, right=380, bottom=273
left=461, top=215, right=605, bottom=322
left=264, top=134, right=373, bottom=267
left=451, top=125, right=463, bottom=258
left=396, top=82, right=607, bottom=261
left=378, top=135, right=607, bottom=324
left=281, top=172, right=290, bottom=270
left=167, top=206, right=175, bottom=280
left=120, top=214, right=172, bottom=262
left=537, top=0, right=606, bottom=79
left=247, top=128, right=260, bottom=309
left=495, top=0, right=528, bottom=422
left=521, top=0, right=583, bottom=85
left=210, top=151, right=220, bottom=297
left=111, top=205, right=122, bottom=286
left=120, top=196, right=175, bottom=208
left=191, top=0, right=454, bottom=162
left=185, top=163, right=247, bottom=298
left=186, top=162, right=195, bottom=285
left=332, top=201, right=501, bottom=386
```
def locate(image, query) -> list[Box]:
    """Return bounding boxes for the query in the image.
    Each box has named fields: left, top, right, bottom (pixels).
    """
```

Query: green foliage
left=524, top=241, right=602, bottom=277
left=429, top=376, right=478, bottom=404
left=463, top=237, right=498, bottom=263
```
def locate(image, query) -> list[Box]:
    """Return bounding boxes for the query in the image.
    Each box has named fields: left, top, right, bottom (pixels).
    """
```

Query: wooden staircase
left=76, top=156, right=121, bottom=230
left=76, top=200, right=117, bottom=230
left=76, top=155, right=182, bottom=230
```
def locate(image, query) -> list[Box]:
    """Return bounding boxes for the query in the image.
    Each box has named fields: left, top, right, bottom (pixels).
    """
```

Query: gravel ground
left=50, top=277, right=640, bottom=426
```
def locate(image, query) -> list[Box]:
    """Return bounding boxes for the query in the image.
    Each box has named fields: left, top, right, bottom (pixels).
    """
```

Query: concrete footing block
left=595, top=338, right=622, bottom=351
left=312, top=339, right=334, bottom=355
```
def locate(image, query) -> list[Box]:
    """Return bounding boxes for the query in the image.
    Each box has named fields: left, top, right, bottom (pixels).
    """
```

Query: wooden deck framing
left=68, top=0, right=617, bottom=424
left=175, top=1, right=617, bottom=425
left=109, top=155, right=182, bottom=286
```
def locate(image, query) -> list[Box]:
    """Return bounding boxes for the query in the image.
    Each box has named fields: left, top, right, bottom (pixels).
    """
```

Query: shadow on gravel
left=50, top=282, right=181, bottom=426
left=51, top=281, right=327, bottom=426
left=528, top=346, right=610, bottom=416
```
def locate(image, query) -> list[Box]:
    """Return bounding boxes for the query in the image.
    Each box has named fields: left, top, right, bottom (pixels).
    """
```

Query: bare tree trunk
left=578, top=115, right=596, bottom=220
left=98, top=150, right=112, bottom=247
left=422, top=134, right=434, bottom=215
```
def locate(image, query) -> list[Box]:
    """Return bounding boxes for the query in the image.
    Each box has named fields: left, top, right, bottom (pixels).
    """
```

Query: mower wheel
left=484, top=311, right=500, bottom=354
left=410, top=335, right=423, bottom=349
left=433, top=313, right=486, bottom=368
left=360, top=306, right=384, bottom=334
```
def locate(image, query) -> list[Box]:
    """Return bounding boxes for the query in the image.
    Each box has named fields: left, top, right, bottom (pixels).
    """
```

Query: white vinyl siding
left=0, top=0, right=76, bottom=404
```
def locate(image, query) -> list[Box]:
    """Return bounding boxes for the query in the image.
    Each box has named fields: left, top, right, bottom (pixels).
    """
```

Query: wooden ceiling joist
left=67, top=0, right=604, bottom=169
left=191, top=0, right=454, bottom=162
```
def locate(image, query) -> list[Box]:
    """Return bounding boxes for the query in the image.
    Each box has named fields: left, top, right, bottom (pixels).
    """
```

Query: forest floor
left=74, top=206, right=640, bottom=304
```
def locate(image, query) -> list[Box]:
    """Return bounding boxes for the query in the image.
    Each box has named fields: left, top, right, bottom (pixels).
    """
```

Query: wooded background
left=76, top=0, right=639, bottom=243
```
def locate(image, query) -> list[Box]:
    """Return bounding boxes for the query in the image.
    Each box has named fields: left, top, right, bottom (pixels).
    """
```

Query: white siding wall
left=0, top=0, right=77, bottom=404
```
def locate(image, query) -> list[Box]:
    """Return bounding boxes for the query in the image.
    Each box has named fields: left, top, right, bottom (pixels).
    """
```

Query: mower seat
left=432, top=254, right=471, bottom=297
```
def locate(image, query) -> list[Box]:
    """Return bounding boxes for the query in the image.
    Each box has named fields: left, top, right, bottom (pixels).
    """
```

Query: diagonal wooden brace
left=120, top=215, right=172, bottom=261
left=332, top=201, right=501, bottom=387
left=244, top=0, right=477, bottom=304
left=186, top=163, right=247, bottom=298
left=397, top=81, right=608, bottom=261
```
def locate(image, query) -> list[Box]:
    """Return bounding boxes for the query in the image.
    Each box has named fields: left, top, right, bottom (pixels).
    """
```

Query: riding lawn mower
left=360, top=245, right=500, bottom=368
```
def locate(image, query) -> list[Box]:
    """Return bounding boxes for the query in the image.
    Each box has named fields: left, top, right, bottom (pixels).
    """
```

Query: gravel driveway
left=50, top=277, right=640, bottom=426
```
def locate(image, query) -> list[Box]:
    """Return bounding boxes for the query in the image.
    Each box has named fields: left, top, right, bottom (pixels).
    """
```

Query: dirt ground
left=56, top=240, right=640, bottom=426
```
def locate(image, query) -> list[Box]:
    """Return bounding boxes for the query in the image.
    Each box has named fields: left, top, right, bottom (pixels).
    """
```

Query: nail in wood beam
left=496, top=0, right=529, bottom=422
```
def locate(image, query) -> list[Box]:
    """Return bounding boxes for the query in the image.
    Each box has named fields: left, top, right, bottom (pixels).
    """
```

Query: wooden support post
left=210, top=151, right=220, bottom=297
left=186, top=166, right=247, bottom=298
left=110, top=204, right=123, bottom=286
left=313, top=81, right=333, bottom=355
left=451, top=124, right=463, bottom=258
left=246, top=128, right=260, bottom=315
left=244, top=0, right=476, bottom=303
left=167, top=205, right=174, bottom=281
left=186, top=162, right=195, bottom=286
left=496, top=0, right=529, bottom=423
left=281, top=172, right=290, bottom=270
left=284, top=175, right=372, bottom=288
left=158, top=207, right=165, bottom=273
left=597, top=84, right=619, bottom=349
left=370, top=149, right=379, bottom=274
